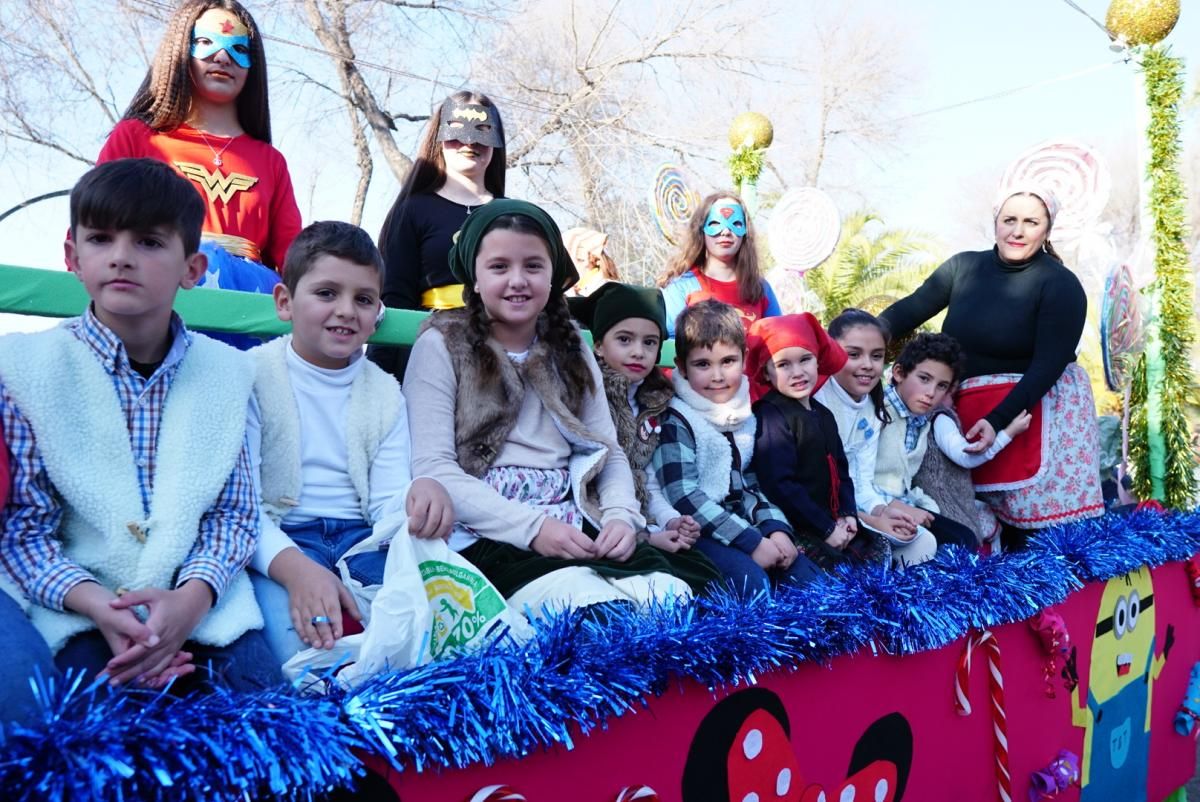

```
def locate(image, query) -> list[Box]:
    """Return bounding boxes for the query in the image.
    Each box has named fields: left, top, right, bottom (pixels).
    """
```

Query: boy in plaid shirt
left=652, top=300, right=820, bottom=593
left=0, top=159, right=278, bottom=722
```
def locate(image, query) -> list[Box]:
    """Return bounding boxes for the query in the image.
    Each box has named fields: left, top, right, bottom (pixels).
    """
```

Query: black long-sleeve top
left=879, top=247, right=1087, bottom=430
left=753, top=391, right=857, bottom=538
left=377, top=192, right=473, bottom=311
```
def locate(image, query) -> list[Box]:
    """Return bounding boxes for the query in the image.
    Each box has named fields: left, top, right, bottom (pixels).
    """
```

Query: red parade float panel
left=375, top=559, right=1199, bottom=802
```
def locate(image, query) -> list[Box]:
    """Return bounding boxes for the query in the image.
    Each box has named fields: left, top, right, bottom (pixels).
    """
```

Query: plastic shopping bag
left=285, top=508, right=529, bottom=688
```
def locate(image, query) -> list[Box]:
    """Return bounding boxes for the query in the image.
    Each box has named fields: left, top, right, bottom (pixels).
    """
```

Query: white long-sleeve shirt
left=814, top=379, right=890, bottom=515
left=247, top=344, right=413, bottom=574
left=932, top=414, right=1012, bottom=469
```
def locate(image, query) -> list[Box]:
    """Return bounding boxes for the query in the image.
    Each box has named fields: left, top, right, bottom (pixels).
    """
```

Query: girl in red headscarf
left=748, top=314, right=888, bottom=568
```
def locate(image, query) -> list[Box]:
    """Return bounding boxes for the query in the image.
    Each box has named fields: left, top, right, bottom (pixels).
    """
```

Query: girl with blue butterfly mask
left=96, top=1, right=302, bottom=349
left=658, top=191, right=782, bottom=337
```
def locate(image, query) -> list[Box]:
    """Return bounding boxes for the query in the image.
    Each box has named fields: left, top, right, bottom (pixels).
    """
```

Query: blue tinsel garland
left=1, top=508, right=1197, bottom=801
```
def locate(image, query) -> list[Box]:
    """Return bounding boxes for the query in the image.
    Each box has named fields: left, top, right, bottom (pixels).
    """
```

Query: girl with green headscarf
left=403, top=200, right=699, bottom=612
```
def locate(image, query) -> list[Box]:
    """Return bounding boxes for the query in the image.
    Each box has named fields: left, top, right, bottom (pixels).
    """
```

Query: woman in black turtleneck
left=879, top=187, right=1104, bottom=548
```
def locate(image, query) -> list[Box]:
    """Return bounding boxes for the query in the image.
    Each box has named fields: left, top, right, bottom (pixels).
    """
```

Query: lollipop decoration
left=649, top=163, right=700, bottom=246
left=727, top=112, right=774, bottom=216
left=768, top=188, right=841, bottom=274
left=1101, top=263, right=1145, bottom=498
left=1100, top=263, right=1144, bottom=393
left=999, top=140, right=1111, bottom=245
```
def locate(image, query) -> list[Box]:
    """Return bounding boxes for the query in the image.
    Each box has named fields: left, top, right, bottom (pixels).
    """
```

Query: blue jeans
left=0, top=591, right=280, bottom=725
left=694, top=537, right=821, bottom=596
left=54, top=628, right=280, bottom=693
left=251, top=517, right=386, bottom=664
left=0, top=592, right=56, bottom=726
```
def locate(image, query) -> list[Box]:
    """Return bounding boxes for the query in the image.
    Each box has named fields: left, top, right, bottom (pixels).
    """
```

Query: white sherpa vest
left=251, top=336, right=402, bottom=524
left=0, top=325, right=262, bottom=653
left=666, top=397, right=756, bottom=503
left=873, top=393, right=931, bottom=501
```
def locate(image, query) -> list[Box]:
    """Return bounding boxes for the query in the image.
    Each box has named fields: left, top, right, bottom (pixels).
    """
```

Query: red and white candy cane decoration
left=465, top=785, right=526, bottom=802
left=955, top=629, right=1012, bottom=802
left=613, top=786, right=660, bottom=801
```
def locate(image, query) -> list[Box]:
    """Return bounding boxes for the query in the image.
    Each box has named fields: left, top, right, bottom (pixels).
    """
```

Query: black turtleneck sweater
left=879, top=247, right=1087, bottom=431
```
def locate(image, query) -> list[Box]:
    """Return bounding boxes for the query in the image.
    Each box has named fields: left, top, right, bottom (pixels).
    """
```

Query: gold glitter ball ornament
left=1105, top=0, right=1180, bottom=45
left=728, top=112, right=774, bottom=151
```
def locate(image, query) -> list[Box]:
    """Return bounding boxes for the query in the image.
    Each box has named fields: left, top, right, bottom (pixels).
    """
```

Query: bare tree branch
left=301, top=0, right=413, bottom=181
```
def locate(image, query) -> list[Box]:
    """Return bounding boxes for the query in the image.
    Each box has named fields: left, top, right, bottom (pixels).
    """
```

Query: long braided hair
left=123, top=0, right=271, bottom=142
left=462, top=214, right=594, bottom=411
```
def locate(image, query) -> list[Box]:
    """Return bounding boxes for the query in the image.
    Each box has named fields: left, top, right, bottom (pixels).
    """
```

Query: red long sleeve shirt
left=97, top=120, right=302, bottom=271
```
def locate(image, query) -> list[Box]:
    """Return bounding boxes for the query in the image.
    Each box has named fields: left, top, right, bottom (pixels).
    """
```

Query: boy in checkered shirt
left=0, top=159, right=278, bottom=722
left=651, top=300, right=820, bottom=594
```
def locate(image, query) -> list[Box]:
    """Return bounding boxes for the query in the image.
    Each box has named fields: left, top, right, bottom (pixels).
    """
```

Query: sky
left=0, top=0, right=1196, bottom=334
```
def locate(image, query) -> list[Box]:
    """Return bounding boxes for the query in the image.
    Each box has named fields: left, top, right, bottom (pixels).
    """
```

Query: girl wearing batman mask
left=658, top=191, right=782, bottom=337
left=370, top=91, right=507, bottom=381
left=95, top=0, right=301, bottom=348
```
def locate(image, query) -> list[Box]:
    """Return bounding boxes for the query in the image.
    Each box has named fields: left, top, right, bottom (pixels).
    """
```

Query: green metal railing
left=0, top=264, right=678, bottom=362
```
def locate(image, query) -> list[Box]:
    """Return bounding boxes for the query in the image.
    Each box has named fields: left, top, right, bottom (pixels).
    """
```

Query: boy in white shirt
left=247, top=221, right=452, bottom=663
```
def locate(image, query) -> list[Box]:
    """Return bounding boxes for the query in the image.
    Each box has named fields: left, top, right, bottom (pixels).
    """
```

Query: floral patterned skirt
left=456, top=466, right=686, bottom=596
left=956, top=364, right=1104, bottom=529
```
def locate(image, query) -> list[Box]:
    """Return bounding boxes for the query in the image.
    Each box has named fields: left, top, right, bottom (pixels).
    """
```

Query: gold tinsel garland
left=1128, top=46, right=1197, bottom=507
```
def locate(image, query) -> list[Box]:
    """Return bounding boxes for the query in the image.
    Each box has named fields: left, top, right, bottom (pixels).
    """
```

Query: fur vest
left=667, top=373, right=756, bottom=503
left=251, top=336, right=402, bottom=524
left=914, top=408, right=982, bottom=539
left=600, top=360, right=672, bottom=512
left=0, top=325, right=262, bottom=653
left=421, top=309, right=615, bottom=525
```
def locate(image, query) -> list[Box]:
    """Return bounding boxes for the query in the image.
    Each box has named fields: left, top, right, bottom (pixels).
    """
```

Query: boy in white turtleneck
left=652, top=300, right=820, bottom=594
left=246, top=222, right=452, bottom=664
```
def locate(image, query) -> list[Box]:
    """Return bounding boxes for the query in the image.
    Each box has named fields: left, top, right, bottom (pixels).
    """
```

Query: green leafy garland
left=1129, top=45, right=1197, bottom=507
left=728, top=145, right=764, bottom=193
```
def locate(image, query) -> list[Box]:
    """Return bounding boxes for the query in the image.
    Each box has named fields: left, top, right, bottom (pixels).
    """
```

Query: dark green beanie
left=568, top=281, right=668, bottom=343
left=447, top=198, right=579, bottom=295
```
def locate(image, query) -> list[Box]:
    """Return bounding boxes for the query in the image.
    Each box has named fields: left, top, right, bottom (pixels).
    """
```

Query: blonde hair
left=658, top=190, right=764, bottom=304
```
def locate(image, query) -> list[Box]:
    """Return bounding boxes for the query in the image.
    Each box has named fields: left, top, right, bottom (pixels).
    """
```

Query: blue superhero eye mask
left=191, top=26, right=252, bottom=69
left=703, top=202, right=747, bottom=238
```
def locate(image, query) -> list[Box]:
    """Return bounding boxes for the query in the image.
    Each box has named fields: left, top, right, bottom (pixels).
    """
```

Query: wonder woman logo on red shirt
left=174, top=162, right=259, bottom=204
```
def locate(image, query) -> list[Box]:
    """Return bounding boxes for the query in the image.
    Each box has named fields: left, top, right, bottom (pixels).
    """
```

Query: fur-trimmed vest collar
left=421, top=309, right=614, bottom=523
left=600, top=360, right=672, bottom=512
left=667, top=373, right=756, bottom=503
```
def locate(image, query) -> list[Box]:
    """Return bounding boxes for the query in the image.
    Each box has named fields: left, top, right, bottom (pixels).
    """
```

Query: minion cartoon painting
left=1072, top=567, right=1173, bottom=802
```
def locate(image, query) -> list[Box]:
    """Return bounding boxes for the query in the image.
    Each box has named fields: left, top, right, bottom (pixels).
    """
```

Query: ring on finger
left=311, top=615, right=332, bottom=625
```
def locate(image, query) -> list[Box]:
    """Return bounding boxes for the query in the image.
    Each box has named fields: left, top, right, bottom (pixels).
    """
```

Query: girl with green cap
left=403, top=200, right=692, bottom=612
left=569, top=282, right=722, bottom=592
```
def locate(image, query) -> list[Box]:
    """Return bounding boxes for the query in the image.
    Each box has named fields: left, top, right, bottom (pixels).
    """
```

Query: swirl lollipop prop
left=768, top=188, right=841, bottom=274
left=1100, top=262, right=1145, bottom=492
left=1101, top=263, right=1144, bottom=393
left=999, top=140, right=1111, bottom=244
left=649, top=164, right=700, bottom=245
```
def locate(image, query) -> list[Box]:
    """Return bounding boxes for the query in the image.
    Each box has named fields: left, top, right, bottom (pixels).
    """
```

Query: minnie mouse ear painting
left=682, top=688, right=913, bottom=802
